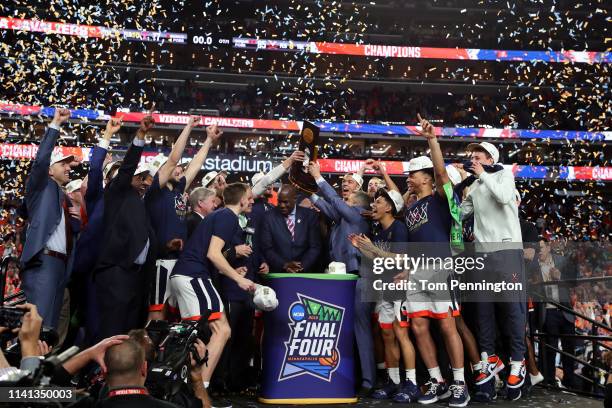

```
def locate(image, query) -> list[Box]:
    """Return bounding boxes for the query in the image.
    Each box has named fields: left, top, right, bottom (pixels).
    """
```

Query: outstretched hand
left=416, top=114, right=436, bottom=139
left=51, top=108, right=71, bottom=127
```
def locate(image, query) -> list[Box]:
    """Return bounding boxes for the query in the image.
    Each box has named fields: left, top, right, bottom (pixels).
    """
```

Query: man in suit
left=186, top=187, right=217, bottom=238
left=307, top=161, right=376, bottom=394
left=71, top=119, right=122, bottom=344
left=261, top=184, right=321, bottom=273
left=20, top=108, right=80, bottom=329
left=93, top=115, right=156, bottom=340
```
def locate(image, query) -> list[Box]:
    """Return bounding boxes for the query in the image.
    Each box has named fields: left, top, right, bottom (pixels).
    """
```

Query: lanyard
left=108, top=388, right=148, bottom=397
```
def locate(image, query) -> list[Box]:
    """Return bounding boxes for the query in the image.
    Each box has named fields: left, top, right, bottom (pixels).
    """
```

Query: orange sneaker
left=507, top=359, right=527, bottom=389
left=474, top=353, right=505, bottom=385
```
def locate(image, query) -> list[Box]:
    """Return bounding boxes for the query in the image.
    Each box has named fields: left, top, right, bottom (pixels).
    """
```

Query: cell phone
left=0, top=306, right=25, bottom=329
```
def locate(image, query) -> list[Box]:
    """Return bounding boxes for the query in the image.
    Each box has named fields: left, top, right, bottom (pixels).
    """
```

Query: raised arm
left=309, top=162, right=364, bottom=223
left=184, top=124, right=223, bottom=190
left=253, top=151, right=305, bottom=197
left=110, top=116, right=154, bottom=192
left=158, top=116, right=199, bottom=189
left=86, top=118, right=121, bottom=212
left=417, top=114, right=449, bottom=197
left=26, top=108, right=71, bottom=194
left=369, top=159, right=400, bottom=193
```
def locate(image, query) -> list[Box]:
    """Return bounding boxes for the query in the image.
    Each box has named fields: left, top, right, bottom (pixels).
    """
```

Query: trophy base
left=288, top=172, right=319, bottom=195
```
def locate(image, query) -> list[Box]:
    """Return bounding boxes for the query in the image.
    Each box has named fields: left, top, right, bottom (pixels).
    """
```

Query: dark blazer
left=21, top=126, right=78, bottom=266
left=186, top=211, right=204, bottom=239
left=94, top=140, right=156, bottom=270
left=261, top=206, right=321, bottom=274
left=72, top=144, right=107, bottom=276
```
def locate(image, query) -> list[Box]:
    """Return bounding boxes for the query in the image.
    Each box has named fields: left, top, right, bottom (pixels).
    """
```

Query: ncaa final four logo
left=278, top=294, right=344, bottom=382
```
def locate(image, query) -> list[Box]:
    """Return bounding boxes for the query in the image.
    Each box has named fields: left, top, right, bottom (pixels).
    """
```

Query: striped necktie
left=286, top=216, right=295, bottom=241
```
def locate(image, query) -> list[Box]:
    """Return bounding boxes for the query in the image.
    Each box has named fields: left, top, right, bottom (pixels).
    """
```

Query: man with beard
left=93, top=115, right=155, bottom=340
left=145, top=118, right=223, bottom=320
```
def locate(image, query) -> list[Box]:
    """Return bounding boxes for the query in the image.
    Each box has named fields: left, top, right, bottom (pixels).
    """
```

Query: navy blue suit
left=72, top=144, right=107, bottom=343
left=93, top=140, right=156, bottom=340
left=20, top=126, right=79, bottom=329
left=313, top=180, right=376, bottom=389
left=72, top=144, right=107, bottom=277
left=260, top=206, right=321, bottom=273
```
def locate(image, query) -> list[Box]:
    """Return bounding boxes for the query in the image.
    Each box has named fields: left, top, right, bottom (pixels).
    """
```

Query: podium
left=259, top=273, right=359, bottom=404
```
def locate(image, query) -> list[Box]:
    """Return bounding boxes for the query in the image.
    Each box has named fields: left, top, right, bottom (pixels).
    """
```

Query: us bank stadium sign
left=279, top=294, right=344, bottom=382
left=140, top=153, right=274, bottom=173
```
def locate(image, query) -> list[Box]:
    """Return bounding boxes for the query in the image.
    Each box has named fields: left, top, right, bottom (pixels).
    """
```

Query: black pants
left=94, top=264, right=147, bottom=341
left=217, top=299, right=255, bottom=391
left=473, top=249, right=527, bottom=361
left=542, top=309, right=576, bottom=387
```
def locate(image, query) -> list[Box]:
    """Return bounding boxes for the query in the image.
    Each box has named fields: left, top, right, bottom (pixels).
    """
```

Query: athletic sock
left=427, top=366, right=444, bottom=382
left=203, top=381, right=210, bottom=389
left=472, top=361, right=482, bottom=372
left=388, top=367, right=400, bottom=384
left=377, top=362, right=386, bottom=370
left=452, top=367, right=465, bottom=382
left=405, top=368, right=417, bottom=384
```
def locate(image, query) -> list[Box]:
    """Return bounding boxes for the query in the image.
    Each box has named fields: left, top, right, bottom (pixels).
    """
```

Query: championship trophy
left=288, top=121, right=319, bottom=194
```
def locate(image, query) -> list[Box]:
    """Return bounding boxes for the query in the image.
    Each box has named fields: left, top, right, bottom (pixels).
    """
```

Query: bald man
left=260, top=184, right=321, bottom=273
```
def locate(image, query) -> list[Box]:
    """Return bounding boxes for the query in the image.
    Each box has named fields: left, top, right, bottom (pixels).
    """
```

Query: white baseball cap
left=405, top=156, right=434, bottom=173
left=253, top=285, right=279, bottom=312
left=134, top=163, right=151, bottom=176
left=65, top=179, right=83, bottom=193
left=50, top=150, right=75, bottom=166
left=202, top=170, right=227, bottom=187
left=103, top=161, right=122, bottom=180
left=446, top=165, right=462, bottom=186
left=343, top=173, right=363, bottom=188
left=327, top=262, right=346, bottom=275
left=148, top=153, right=168, bottom=177
left=466, top=142, right=500, bottom=164
left=251, top=172, right=266, bottom=187
left=376, top=189, right=404, bottom=214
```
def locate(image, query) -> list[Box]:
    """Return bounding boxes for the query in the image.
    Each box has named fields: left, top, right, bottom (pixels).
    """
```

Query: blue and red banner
left=1, top=16, right=609, bottom=64
left=1, top=103, right=610, bottom=142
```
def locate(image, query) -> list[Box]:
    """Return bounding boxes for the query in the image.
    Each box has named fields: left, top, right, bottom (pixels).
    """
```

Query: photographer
left=68, top=337, right=210, bottom=408
left=0, top=303, right=50, bottom=378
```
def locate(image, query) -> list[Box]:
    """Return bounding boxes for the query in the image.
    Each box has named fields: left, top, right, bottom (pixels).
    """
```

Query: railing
left=528, top=282, right=611, bottom=398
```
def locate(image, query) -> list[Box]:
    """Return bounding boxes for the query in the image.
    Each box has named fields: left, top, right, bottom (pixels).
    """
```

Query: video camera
left=144, top=311, right=212, bottom=400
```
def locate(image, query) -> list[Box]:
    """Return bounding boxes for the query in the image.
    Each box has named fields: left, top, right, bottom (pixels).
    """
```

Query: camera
left=0, top=306, right=25, bottom=329
left=144, top=313, right=212, bottom=400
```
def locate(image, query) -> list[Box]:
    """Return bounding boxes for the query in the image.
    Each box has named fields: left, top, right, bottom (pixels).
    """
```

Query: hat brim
left=51, top=155, right=75, bottom=165
left=466, top=143, right=488, bottom=153
left=374, top=188, right=397, bottom=213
